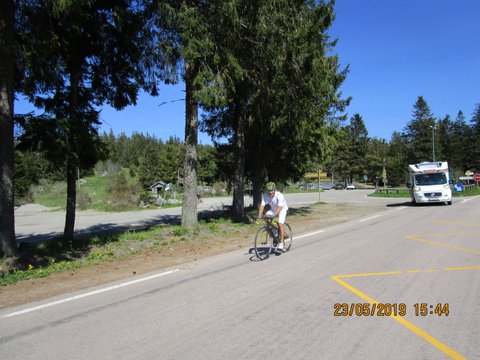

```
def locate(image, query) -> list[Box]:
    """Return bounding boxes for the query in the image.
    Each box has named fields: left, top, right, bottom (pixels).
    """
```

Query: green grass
left=454, top=186, right=480, bottom=197
left=31, top=170, right=184, bottom=212
left=0, top=209, right=246, bottom=286
left=78, top=174, right=111, bottom=201
left=368, top=186, right=480, bottom=198
left=34, top=181, right=67, bottom=208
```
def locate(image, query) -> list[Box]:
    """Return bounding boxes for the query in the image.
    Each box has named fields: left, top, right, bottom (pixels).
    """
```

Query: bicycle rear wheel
left=254, top=226, right=273, bottom=260
left=284, top=223, right=293, bottom=251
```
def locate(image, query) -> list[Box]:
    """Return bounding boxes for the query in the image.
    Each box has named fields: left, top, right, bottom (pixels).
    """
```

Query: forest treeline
left=15, top=95, right=480, bottom=204
left=2, top=1, right=480, bottom=259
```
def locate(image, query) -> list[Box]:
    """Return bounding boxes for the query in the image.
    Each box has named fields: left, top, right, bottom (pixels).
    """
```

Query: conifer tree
left=403, top=96, right=436, bottom=164
left=17, top=0, right=152, bottom=242
left=468, top=103, right=480, bottom=170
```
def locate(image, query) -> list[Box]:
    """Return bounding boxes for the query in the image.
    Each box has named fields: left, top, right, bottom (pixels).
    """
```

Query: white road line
left=1, top=268, right=180, bottom=319
left=295, top=229, right=325, bottom=240
left=358, top=214, right=381, bottom=222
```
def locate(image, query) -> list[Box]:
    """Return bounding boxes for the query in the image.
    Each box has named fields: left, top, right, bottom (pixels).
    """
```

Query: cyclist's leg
left=277, top=209, right=288, bottom=246
left=283, top=223, right=293, bottom=251
left=265, top=210, right=279, bottom=246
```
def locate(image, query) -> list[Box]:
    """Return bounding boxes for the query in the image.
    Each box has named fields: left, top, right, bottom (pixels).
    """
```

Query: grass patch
left=34, top=181, right=67, bottom=208
left=0, top=207, right=252, bottom=286
left=453, top=187, right=480, bottom=197
left=30, top=170, right=184, bottom=212
left=368, top=187, right=480, bottom=198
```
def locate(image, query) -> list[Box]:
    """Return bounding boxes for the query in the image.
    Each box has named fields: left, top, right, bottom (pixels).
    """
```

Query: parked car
left=346, top=183, right=356, bottom=190
left=319, top=182, right=334, bottom=190
left=334, top=183, right=344, bottom=190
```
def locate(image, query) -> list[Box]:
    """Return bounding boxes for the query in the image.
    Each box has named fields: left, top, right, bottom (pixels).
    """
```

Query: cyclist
left=257, top=182, right=289, bottom=251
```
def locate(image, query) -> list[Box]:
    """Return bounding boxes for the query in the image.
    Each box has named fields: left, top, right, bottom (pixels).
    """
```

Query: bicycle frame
left=254, top=217, right=293, bottom=260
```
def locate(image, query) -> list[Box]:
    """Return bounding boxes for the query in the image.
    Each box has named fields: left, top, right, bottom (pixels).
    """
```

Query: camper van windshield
left=414, top=173, right=447, bottom=186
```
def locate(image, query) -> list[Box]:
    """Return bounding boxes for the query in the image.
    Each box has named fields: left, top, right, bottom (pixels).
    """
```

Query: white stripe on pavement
left=1, top=268, right=180, bottom=319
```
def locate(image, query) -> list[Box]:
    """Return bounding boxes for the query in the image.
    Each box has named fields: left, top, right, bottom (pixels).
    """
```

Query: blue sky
left=331, top=0, right=479, bottom=140
left=16, top=1, right=480, bottom=143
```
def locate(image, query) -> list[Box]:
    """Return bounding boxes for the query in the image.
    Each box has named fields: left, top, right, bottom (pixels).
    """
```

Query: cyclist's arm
left=272, top=205, right=283, bottom=218
left=257, top=203, right=265, bottom=218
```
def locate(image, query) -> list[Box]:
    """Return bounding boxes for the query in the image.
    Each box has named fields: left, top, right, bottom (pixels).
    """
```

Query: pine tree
left=17, top=1, right=150, bottom=242
left=387, top=132, right=410, bottom=186
left=468, top=103, right=480, bottom=170
left=403, top=96, right=436, bottom=163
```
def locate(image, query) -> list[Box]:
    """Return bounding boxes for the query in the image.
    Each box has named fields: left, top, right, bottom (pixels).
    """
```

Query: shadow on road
left=17, top=214, right=182, bottom=245
left=386, top=201, right=450, bottom=207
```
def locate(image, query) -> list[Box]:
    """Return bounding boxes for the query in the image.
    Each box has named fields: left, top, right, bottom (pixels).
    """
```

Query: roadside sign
left=465, top=170, right=474, bottom=176
left=304, top=172, right=327, bottom=178
left=473, top=173, right=480, bottom=181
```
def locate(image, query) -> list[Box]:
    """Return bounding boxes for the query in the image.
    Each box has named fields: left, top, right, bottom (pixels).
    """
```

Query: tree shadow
left=11, top=204, right=308, bottom=272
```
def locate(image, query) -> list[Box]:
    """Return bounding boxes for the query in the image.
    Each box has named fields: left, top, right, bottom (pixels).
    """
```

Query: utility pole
left=431, top=125, right=436, bottom=162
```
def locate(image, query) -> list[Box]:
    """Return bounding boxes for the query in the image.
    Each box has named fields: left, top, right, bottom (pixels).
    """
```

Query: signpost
left=304, top=169, right=328, bottom=202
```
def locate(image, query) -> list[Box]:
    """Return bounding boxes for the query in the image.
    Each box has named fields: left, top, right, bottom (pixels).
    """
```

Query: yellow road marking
left=332, top=270, right=470, bottom=360
left=334, top=271, right=402, bottom=278
left=411, top=231, right=480, bottom=237
left=331, top=221, right=478, bottom=358
left=434, top=220, right=480, bottom=227
left=405, top=235, right=480, bottom=255
left=444, top=265, right=480, bottom=271
left=336, top=266, right=480, bottom=279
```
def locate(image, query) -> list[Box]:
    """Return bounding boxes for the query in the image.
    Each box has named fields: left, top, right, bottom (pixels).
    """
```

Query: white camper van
left=408, top=162, right=452, bottom=205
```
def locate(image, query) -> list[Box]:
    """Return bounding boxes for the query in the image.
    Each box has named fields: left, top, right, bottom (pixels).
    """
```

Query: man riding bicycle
left=257, top=182, right=289, bottom=251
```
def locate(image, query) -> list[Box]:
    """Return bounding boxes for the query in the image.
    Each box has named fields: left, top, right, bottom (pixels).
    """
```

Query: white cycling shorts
left=265, top=209, right=287, bottom=224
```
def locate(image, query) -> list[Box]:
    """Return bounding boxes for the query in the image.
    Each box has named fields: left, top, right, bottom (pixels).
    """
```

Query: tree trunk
left=63, top=154, right=76, bottom=242
left=249, top=121, right=264, bottom=209
left=63, top=70, right=81, bottom=242
left=232, top=97, right=246, bottom=222
left=0, top=0, right=18, bottom=257
left=251, top=156, right=263, bottom=209
left=181, top=60, right=198, bottom=227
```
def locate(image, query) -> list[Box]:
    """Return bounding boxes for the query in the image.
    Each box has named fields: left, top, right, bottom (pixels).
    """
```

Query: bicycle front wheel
left=254, top=226, right=273, bottom=260
left=284, top=223, right=293, bottom=251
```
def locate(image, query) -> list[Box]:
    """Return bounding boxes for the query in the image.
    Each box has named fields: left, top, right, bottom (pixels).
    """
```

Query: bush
left=106, top=171, right=142, bottom=209
left=94, top=160, right=121, bottom=176
left=76, top=189, right=93, bottom=209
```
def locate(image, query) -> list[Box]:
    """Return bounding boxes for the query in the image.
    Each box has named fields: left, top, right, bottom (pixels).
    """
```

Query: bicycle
left=254, top=217, right=293, bottom=260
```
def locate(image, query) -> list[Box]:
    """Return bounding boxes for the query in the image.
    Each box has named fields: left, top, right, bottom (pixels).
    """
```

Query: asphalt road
left=2, top=194, right=479, bottom=359
left=15, top=189, right=387, bottom=243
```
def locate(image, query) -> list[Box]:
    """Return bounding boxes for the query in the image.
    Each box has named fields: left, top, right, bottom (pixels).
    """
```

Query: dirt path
left=1, top=202, right=387, bottom=309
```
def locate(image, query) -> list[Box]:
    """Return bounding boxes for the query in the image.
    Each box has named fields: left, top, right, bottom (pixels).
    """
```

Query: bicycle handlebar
left=256, top=216, right=277, bottom=225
